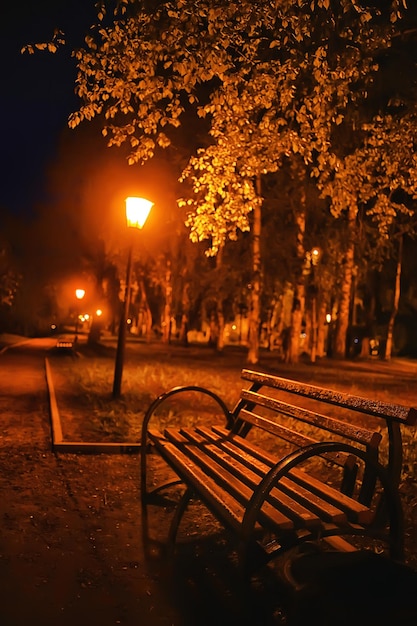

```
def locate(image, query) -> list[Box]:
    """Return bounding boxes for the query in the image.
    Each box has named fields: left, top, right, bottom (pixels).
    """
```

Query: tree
left=56, top=0, right=417, bottom=359
left=321, top=109, right=417, bottom=356
left=0, top=231, right=20, bottom=331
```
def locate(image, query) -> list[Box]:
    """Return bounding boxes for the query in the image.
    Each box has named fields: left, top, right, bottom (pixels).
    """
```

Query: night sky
left=0, top=0, right=96, bottom=216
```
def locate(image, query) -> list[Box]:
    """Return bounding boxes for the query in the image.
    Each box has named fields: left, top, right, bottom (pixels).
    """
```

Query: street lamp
left=112, top=196, right=153, bottom=398
left=74, top=288, right=85, bottom=343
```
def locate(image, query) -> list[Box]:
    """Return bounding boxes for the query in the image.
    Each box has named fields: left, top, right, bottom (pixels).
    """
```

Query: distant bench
left=55, top=337, right=75, bottom=354
left=140, top=369, right=417, bottom=575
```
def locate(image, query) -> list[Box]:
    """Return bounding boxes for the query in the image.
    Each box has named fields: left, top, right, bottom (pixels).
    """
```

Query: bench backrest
left=240, top=370, right=417, bottom=425
left=232, top=370, right=417, bottom=496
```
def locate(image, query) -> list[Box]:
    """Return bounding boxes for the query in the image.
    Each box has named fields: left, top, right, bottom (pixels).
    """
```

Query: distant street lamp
left=112, top=196, right=153, bottom=398
left=74, top=288, right=85, bottom=343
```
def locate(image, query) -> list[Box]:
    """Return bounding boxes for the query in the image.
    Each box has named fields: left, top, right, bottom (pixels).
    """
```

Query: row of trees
left=12, top=0, right=417, bottom=362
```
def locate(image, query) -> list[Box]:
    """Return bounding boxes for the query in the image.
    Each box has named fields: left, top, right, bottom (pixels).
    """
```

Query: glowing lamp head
left=311, top=247, right=321, bottom=265
left=75, top=289, right=85, bottom=300
left=125, top=197, right=153, bottom=230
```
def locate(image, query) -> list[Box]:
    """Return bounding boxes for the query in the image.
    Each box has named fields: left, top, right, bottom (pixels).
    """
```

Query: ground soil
left=1, top=337, right=417, bottom=626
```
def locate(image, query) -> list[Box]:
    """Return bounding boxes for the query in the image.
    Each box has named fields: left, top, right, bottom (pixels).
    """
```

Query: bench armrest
left=241, top=441, right=404, bottom=557
left=141, top=384, right=233, bottom=449
left=140, top=386, right=233, bottom=504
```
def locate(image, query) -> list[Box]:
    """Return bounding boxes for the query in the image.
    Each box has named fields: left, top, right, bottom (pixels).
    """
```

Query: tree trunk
left=268, top=294, right=284, bottom=353
left=145, top=307, right=153, bottom=342
left=385, top=236, right=403, bottom=360
left=316, top=297, right=328, bottom=359
left=289, top=284, right=305, bottom=363
left=179, top=288, right=190, bottom=347
left=247, top=176, right=262, bottom=365
left=310, top=292, right=318, bottom=363
left=288, top=203, right=306, bottom=364
left=217, top=307, right=225, bottom=352
left=333, top=204, right=357, bottom=359
left=208, top=311, right=219, bottom=347
left=138, top=278, right=152, bottom=341
left=214, top=247, right=226, bottom=353
left=87, top=317, right=102, bottom=345
left=162, top=259, right=172, bottom=344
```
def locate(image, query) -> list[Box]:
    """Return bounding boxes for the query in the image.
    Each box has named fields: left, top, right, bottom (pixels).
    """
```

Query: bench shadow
left=285, top=549, right=417, bottom=626
left=142, top=519, right=417, bottom=626
left=141, top=485, right=417, bottom=626
left=141, top=500, right=287, bottom=624
left=146, top=535, right=291, bottom=625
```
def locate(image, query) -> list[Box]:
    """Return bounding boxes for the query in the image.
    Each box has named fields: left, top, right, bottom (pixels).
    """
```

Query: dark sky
left=0, top=0, right=96, bottom=216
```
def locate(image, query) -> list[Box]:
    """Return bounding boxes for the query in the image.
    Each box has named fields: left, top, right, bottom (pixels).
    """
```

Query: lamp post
left=74, top=288, right=85, bottom=343
left=112, top=196, right=153, bottom=398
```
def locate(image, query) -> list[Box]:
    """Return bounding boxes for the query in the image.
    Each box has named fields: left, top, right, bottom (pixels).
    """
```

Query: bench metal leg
left=141, top=446, right=183, bottom=505
left=168, top=487, right=194, bottom=545
left=142, top=478, right=184, bottom=506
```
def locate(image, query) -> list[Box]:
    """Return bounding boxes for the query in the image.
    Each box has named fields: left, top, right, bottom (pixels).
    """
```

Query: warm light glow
left=326, top=313, right=332, bottom=324
left=125, top=196, right=153, bottom=229
left=96, top=309, right=103, bottom=317
left=311, top=247, right=321, bottom=265
left=75, top=289, right=85, bottom=300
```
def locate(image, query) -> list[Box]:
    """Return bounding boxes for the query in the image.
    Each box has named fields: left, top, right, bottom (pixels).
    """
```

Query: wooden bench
left=56, top=337, right=75, bottom=354
left=140, top=369, right=417, bottom=575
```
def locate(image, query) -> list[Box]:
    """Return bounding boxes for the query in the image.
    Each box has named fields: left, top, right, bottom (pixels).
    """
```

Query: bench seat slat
left=211, top=425, right=287, bottom=465
left=150, top=432, right=363, bottom=549
left=154, top=429, right=296, bottom=531
left=210, top=423, right=357, bottom=483
left=211, top=425, right=353, bottom=475
left=174, top=427, right=322, bottom=528
left=196, top=426, right=374, bottom=525
left=207, top=426, right=366, bottom=517
left=148, top=431, right=246, bottom=532
left=179, top=427, right=348, bottom=525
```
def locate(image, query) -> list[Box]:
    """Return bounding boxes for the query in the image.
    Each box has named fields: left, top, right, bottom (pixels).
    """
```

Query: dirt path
left=0, top=340, right=288, bottom=626
left=0, top=341, right=184, bottom=626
